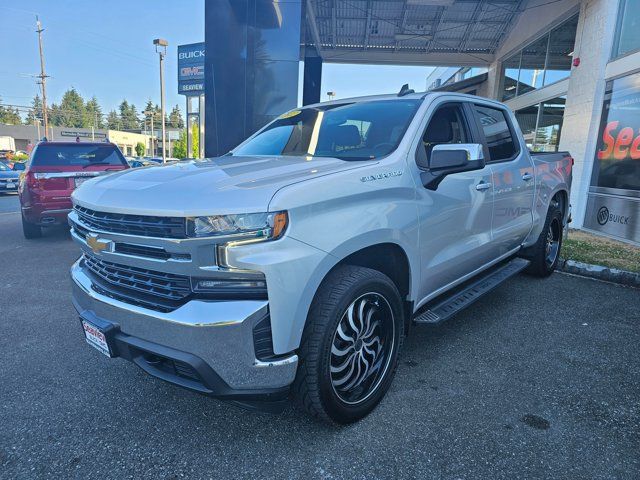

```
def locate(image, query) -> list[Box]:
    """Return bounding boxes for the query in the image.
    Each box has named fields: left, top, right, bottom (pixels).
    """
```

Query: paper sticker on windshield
left=279, top=110, right=301, bottom=119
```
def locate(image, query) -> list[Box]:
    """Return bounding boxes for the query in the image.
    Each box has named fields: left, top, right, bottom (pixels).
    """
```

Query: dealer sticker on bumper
left=81, top=319, right=112, bottom=357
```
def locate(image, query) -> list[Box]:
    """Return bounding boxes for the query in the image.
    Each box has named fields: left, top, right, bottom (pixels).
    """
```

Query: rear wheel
left=22, top=214, right=42, bottom=239
left=524, top=203, right=563, bottom=277
left=292, top=265, right=404, bottom=424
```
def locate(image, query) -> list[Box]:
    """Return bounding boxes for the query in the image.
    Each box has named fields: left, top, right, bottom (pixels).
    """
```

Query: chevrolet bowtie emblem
left=86, top=233, right=110, bottom=254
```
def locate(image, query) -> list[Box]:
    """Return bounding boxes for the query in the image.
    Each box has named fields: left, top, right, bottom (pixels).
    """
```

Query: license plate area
left=80, top=316, right=117, bottom=357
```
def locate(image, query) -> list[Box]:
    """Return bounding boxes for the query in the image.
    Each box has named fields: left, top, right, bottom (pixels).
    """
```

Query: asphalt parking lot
left=1, top=193, right=639, bottom=480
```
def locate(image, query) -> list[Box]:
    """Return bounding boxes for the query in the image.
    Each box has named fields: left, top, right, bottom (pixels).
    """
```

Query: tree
left=191, top=124, right=199, bottom=158
left=0, top=98, right=22, bottom=125
left=135, top=142, right=145, bottom=157
left=169, top=104, right=184, bottom=128
left=85, top=96, right=104, bottom=128
left=25, top=95, right=43, bottom=125
left=173, top=129, right=187, bottom=159
left=118, top=100, right=139, bottom=130
left=57, top=87, right=86, bottom=128
left=48, top=103, right=63, bottom=127
left=106, top=110, right=120, bottom=130
left=141, top=99, right=155, bottom=130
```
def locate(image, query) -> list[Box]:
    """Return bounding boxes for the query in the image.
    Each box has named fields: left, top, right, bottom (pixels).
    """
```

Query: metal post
left=150, top=113, right=155, bottom=157
left=159, top=53, right=166, bottom=162
left=199, top=94, right=205, bottom=159
left=36, top=17, right=49, bottom=139
left=186, top=97, right=192, bottom=159
left=154, top=38, right=168, bottom=163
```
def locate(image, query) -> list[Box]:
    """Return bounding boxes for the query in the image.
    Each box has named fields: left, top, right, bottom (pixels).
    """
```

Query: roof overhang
left=307, top=0, right=528, bottom=66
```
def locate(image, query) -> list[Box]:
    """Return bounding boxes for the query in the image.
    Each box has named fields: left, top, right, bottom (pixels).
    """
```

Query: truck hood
left=72, top=155, right=370, bottom=216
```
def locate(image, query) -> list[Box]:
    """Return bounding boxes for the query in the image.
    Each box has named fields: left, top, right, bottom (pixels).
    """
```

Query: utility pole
left=36, top=17, right=50, bottom=139
left=153, top=38, right=168, bottom=163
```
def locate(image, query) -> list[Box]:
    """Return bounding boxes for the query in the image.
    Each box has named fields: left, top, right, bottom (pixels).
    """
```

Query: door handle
left=475, top=181, right=492, bottom=191
left=522, top=172, right=533, bottom=181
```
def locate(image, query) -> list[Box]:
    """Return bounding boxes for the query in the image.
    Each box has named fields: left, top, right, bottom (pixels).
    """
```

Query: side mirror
left=418, top=143, right=485, bottom=190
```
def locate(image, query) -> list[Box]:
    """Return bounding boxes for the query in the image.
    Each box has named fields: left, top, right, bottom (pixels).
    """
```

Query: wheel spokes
left=329, top=292, right=395, bottom=403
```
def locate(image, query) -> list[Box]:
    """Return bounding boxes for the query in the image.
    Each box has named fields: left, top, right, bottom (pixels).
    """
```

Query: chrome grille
left=82, top=254, right=191, bottom=307
left=74, top=205, right=187, bottom=238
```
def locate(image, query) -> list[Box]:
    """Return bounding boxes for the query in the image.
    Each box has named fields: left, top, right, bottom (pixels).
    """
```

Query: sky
left=0, top=1, right=435, bottom=120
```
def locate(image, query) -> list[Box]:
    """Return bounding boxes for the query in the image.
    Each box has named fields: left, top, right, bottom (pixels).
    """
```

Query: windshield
left=31, top=144, right=127, bottom=167
left=232, top=99, right=421, bottom=161
left=0, top=162, right=8, bottom=171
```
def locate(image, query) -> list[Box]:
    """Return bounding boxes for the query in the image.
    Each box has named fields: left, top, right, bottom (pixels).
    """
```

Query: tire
left=22, top=214, right=42, bottom=239
left=524, top=203, right=563, bottom=277
left=292, top=265, right=404, bottom=424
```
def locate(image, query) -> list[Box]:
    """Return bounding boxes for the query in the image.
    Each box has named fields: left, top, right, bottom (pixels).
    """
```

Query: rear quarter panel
left=523, top=152, right=573, bottom=247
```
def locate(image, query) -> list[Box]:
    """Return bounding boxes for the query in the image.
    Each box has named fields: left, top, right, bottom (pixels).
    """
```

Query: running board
left=413, top=257, right=530, bottom=325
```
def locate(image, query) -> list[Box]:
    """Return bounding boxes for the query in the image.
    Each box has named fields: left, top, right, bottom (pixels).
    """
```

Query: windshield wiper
left=332, top=155, right=375, bottom=161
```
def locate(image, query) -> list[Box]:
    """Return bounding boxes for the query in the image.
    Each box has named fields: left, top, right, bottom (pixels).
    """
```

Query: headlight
left=187, top=211, right=288, bottom=240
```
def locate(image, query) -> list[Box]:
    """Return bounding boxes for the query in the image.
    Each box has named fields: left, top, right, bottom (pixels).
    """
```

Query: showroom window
left=590, top=73, right=640, bottom=194
left=612, top=0, right=640, bottom=58
left=500, top=15, right=578, bottom=100
left=514, top=96, right=566, bottom=152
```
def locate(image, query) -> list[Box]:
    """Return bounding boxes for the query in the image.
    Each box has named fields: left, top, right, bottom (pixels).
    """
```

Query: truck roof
left=303, top=91, right=505, bottom=109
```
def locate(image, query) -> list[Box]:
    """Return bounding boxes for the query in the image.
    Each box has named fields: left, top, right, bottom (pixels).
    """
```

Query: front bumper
left=71, top=259, right=298, bottom=402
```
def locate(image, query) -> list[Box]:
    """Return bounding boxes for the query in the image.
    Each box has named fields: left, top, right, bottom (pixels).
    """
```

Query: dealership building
left=0, top=124, right=154, bottom=157
left=198, top=0, right=639, bottom=244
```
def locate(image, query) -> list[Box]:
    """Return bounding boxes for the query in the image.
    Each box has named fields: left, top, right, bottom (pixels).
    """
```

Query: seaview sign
left=177, top=42, right=205, bottom=95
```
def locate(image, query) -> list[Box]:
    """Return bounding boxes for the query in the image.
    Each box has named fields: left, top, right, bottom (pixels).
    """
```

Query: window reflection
left=514, top=96, right=566, bottom=152
left=545, top=16, right=578, bottom=86
left=613, top=0, right=640, bottom=58
left=514, top=104, right=539, bottom=149
left=501, top=54, right=521, bottom=101
left=519, top=35, right=548, bottom=94
left=535, top=97, right=566, bottom=151
left=500, top=14, right=578, bottom=100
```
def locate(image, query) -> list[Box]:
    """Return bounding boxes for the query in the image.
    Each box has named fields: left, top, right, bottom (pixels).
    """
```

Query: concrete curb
left=558, top=258, right=640, bottom=288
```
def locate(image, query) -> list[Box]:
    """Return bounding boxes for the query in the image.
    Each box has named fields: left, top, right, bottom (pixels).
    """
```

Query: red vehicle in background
left=19, top=141, right=129, bottom=239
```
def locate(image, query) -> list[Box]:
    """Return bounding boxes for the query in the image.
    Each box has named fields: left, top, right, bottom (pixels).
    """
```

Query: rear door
left=413, top=100, right=495, bottom=301
left=471, top=103, right=535, bottom=255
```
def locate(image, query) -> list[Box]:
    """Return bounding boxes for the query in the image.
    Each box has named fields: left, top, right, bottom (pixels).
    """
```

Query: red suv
left=19, top=141, right=129, bottom=238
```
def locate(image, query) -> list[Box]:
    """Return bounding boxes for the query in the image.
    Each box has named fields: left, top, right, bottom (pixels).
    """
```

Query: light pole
left=143, top=110, right=155, bottom=157
left=153, top=38, right=168, bottom=163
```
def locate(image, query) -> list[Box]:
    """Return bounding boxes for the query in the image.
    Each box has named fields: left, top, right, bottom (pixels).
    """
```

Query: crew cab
left=69, top=91, right=572, bottom=423
left=19, top=141, right=129, bottom=238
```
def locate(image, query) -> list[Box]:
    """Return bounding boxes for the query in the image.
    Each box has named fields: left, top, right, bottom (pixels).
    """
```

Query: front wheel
left=292, top=266, right=404, bottom=424
left=524, top=203, right=563, bottom=277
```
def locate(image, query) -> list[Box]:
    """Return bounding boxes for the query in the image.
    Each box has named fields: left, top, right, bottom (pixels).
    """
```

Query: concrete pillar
left=557, top=0, right=618, bottom=228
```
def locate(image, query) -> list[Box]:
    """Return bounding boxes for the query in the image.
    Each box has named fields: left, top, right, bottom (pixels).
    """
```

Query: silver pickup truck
left=69, top=90, right=572, bottom=423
